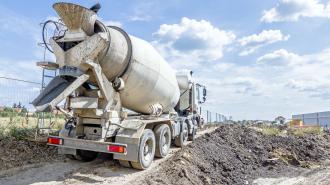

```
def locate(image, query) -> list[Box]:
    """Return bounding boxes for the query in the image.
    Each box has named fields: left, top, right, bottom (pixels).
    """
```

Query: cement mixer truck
left=33, top=2, right=207, bottom=169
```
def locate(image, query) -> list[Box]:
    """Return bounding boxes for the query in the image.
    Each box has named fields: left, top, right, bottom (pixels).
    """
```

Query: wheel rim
left=143, top=138, right=153, bottom=161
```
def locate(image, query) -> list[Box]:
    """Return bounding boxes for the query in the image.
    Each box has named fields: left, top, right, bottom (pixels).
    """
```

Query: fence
left=0, top=76, right=41, bottom=110
left=203, top=110, right=229, bottom=124
left=0, top=76, right=64, bottom=135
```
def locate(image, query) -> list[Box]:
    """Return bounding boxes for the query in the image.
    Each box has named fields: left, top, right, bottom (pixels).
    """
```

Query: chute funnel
left=53, top=2, right=97, bottom=35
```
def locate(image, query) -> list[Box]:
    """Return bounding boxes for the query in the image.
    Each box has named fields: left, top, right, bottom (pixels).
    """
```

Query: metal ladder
left=36, top=61, right=58, bottom=135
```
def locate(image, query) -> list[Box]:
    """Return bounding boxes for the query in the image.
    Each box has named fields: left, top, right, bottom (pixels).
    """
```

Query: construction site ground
left=0, top=124, right=329, bottom=185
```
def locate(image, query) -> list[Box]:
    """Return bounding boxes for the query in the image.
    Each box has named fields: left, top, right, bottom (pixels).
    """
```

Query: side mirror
left=202, top=87, right=207, bottom=103
left=203, top=88, right=207, bottom=97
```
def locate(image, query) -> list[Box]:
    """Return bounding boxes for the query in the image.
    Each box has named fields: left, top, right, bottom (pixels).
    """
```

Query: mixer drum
left=43, top=3, right=180, bottom=114
left=99, top=26, right=180, bottom=114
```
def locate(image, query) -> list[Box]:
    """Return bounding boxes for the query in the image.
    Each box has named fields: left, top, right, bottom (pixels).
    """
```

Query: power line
left=0, top=76, right=41, bottom=85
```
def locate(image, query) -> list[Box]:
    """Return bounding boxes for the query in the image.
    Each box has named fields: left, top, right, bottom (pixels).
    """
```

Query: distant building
left=292, top=111, right=330, bottom=128
left=274, top=116, right=286, bottom=125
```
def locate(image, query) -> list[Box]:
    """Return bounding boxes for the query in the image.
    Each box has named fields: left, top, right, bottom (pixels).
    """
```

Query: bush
left=8, top=126, right=35, bottom=140
left=0, top=125, right=36, bottom=140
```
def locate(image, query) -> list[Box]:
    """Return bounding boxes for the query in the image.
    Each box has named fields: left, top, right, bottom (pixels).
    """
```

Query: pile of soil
left=0, top=139, right=61, bottom=170
left=137, top=124, right=330, bottom=185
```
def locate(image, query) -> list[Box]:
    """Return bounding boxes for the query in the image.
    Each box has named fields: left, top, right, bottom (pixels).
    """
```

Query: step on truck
left=32, top=2, right=207, bottom=169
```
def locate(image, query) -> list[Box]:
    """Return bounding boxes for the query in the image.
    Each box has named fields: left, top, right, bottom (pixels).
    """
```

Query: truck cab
left=175, top=70, right=207, bottom=131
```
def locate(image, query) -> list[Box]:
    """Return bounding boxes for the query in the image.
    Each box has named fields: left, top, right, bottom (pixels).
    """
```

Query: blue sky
left=0, top=0, right=330, bottom=120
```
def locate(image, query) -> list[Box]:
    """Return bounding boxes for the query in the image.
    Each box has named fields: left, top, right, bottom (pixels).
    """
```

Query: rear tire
left=74, top=150, right=98, bottom=162
left=174, top=122, right=188, bottom=147
left=131, top=129, right=155, bottom=170
left=154, top=124, right=171, bottom=158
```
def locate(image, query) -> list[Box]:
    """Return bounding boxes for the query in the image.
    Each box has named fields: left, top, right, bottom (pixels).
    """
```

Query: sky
left=0, top=0, right=330, bottom=120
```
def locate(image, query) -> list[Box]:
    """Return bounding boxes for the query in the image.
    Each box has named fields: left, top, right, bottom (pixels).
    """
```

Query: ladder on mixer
left=36, top=61, right=58, bottom=135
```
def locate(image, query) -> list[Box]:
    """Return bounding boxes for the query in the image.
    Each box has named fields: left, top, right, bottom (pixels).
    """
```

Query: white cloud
left=261, top=0, right=330, bottom=22
left=128, top=1, right=154, bottom=22
left=0, top=6, right=39, bottom=43
left=129, top=15, right=151, bottom=22
left=102, top=20, right=122, bottom=27
left=214, top=62, right=235, bottom=72
left=238, top=30, right=290, bottom=56
left=97, top=17, right=123, bottom=27
left=196, top=47, right=330, bottom=120
left=256, top=49, right=301, bottom=65
left=152, top=17, right=235, bottom=69
left=0, top=58, right=41, bottom=82
left=257, top=48, right=330, bottom=100
left=0, top=6, right=43, bottom=85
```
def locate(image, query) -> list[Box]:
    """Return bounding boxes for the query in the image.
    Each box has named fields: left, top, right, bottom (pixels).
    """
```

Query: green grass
left=0, top=114, right=65, bottom=140
left=0, top=125, right=36, bottom=140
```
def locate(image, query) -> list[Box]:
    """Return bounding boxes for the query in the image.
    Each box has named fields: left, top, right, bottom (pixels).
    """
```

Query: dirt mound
left=136, top=125, right=330, bottom=185
left=0, top=139, right=61, bottom=170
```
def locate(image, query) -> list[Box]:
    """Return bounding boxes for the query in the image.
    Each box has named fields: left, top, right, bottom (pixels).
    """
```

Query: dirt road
left=253, top=165, right=330, bottom=185
left=0, top=127, right=217, bottom=185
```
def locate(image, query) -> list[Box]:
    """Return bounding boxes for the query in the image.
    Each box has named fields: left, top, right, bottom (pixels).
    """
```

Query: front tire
left=131, top=129, right=155, bottom=170
left=154, top=124, right=171, bottom=158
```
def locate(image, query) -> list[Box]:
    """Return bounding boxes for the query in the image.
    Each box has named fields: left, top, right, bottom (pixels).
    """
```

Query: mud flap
left=32, top=74, right=89, bottom=112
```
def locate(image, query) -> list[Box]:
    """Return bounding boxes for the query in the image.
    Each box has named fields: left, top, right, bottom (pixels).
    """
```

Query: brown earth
left=134, top=124, right=330, bottom=185
left=0, top=138, right=61, bottom=171
left=0, top=125, right=330, bottom=185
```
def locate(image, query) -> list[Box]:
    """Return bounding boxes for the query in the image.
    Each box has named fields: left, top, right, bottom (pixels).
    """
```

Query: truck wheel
left=154, top=124, right=171, bottom=158
left=188, top=128, right=197, bottom=141
left=131, top=129, right=155, bottom=170
left=74, top=150, right=98, bottom=162
left=174, top=122, right=188, bottom=147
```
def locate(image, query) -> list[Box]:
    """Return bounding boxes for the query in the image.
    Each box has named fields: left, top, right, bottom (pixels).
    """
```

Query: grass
left=261, top=126, right=281, bottom=136
left=259, top=125, right=324, bottom=137
left=0, top=124, right=35, bottom=140
left=290, top=127, right=323, bottom=136
left=0, top=115, right=65, bottom=140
